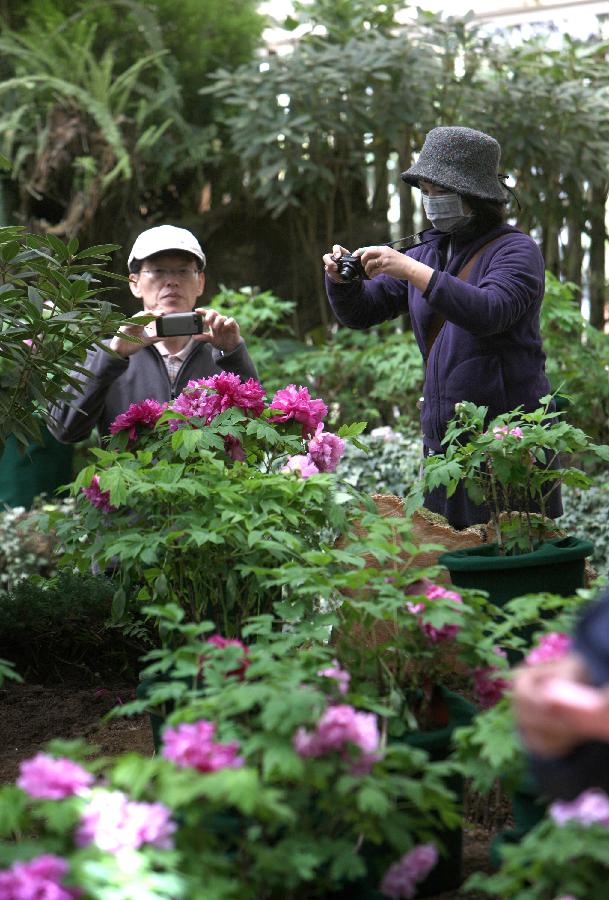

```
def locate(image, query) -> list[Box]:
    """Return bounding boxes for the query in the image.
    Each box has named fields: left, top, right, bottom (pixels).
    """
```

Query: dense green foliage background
left=0, top=0, right=607, bottom=332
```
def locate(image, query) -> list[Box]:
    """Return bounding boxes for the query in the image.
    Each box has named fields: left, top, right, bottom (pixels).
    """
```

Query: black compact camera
left=155, top=312, right=206, bottom=338
left=336, top=253, right=366, bottom=283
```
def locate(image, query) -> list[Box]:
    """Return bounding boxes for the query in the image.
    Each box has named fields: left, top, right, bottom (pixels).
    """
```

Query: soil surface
left=0, top=681, right=497, bottom=898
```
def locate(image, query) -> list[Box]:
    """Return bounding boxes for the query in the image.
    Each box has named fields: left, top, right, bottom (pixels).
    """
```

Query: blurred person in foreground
left=49, top=225, right=258, bottom=442
left=513, top=586, right=609, bottom=799
left=323, top=126, right=560, bottom=529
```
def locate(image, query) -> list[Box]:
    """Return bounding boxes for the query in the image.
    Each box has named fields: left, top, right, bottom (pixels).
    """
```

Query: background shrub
left=0, top=569, right=151, bottom=682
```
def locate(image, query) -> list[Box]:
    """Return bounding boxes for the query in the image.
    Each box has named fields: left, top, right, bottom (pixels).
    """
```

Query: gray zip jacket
left=48, top=339, right=259, bottom=442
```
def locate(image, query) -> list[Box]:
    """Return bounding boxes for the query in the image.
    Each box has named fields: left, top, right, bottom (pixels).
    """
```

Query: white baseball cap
left=128, top=225, right=206, bottom=269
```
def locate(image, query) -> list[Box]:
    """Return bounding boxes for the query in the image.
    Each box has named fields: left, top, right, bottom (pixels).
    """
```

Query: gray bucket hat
left=401, top=126, right=507, bottom=203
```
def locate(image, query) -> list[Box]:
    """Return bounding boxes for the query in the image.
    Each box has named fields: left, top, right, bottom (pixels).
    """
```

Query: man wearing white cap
left=49, top=225, right=258, bottom=441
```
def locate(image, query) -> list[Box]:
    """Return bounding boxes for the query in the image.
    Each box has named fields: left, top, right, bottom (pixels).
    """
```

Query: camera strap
left=384, top=229, right=435, bottom=251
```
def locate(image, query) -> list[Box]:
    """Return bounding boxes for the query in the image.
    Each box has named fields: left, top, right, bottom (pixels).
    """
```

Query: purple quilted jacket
left=326, top=224, right=561, bottom=526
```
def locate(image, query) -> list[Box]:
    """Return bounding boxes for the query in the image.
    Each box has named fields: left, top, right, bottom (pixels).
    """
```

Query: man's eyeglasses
left=139, top=267, right=200, bottom=281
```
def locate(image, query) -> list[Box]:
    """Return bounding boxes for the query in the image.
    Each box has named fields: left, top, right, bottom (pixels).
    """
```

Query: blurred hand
left=513, top=653, right=609, bottom=758
left=194, top=308, right=241, bottom=354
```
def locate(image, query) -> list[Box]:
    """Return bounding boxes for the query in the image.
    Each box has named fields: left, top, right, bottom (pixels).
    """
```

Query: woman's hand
left=324, top=242, right=435, bottom=292
left=355, top=245, right=412, bottom=280
left=323, top=244, right=350, bottom=283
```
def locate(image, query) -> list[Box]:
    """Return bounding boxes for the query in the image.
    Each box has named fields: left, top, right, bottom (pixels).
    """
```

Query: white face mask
left=422, top=192, right=472, bottom=233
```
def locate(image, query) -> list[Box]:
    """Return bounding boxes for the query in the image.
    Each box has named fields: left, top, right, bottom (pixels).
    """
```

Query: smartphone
left=155, top=312, right=205, bottom=338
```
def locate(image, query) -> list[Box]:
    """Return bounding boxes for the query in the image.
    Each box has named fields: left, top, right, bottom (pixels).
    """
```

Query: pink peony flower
left=282, top=454, right=320, bottom=478
left=318, top=659, right=351, bottom=695
left=82, top=474, right=115, bottom=512
left=525, top=632, right=572, bottom=666
left=492, top=424, right=524, bottom=440
left=307, top=423, right=345, bottom=472
left=162, top=720, right=244, bottom=772
left=109, top=399, right=167, bottom=442
left=17, top=753, right=93, bottom=800
left=76, top=790, right=175, bottom=853
left=0, top=854, right=78, bottom=900
left=171, top=374, right=265, bottom=426
left=203, top=635, right=250, bottom=680
left=473, top=648, right=509, bottom=709
left=293, top=704, right=381, bottom=772
left=269, top=385, right=327, bottom=437
left=380, top=843, right=439, bottom=899
left=550, top=789, right=609, bottom=828
left=406, top=584, right=463, bottom=642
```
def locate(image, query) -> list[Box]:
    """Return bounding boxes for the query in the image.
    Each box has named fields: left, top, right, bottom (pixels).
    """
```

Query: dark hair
left=128, top=250, right=204, bottom=275
left=462, top=194, right=507, bottom=230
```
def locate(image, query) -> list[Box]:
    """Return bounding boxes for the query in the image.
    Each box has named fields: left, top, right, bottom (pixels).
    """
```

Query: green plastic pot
left=0, top=429, right=73, bottom=508
left=405, top=688, right=476, bottom=897
left=439, top=536, right=594, bottom=607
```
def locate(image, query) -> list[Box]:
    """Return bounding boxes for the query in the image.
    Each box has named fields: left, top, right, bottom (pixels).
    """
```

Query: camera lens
left=337, top=254, right=365, bottom=282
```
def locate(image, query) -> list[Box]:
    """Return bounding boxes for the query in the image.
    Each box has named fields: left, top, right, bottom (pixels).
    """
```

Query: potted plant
left=322, top=538, right=514, bottom=896
left=52, top=375, right=366, bottom=636
left=421, top=398, right=607, bottom=606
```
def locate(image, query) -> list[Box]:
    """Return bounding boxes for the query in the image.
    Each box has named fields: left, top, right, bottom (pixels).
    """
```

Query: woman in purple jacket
left=323, top=125, right=560, bottom=529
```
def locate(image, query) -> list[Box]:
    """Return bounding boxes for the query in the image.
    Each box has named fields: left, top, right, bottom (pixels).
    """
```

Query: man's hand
left=194, top=308, right=241, bottom=354
left=109, top=313, right=161, bottom=358
left=513, top=653, right=609, bottom=758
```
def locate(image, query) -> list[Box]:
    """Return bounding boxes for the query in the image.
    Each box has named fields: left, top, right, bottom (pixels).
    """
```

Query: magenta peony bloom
left=162, top=720, right=244, bottom=773
left=550, top=789, right=609, bottom=828
left=204, top=634, right=250, bottom=680
left=82, top=474, right=115, bottom=512
left=224, top=433, right=246, bottom=461
left=0, top=854, right=78, bottom=900
left=76, top=790, right=175, bottom=853
left=269, top=385, right=327, bottom=436
left=318, top=659, right=351, bottom=695
left=526, top=632, right=572, bottom=666
left=307, top=423, right=345, bottom=472
left=109, top=399, right=167, bottom=442
left=293, top=704, right=380, bottom=771
left=473, top=647, right=509, bottom=709
left=17, top=753, right=93, bottom=800
left=379, top=843, right=439, bottom=899
left=282, top=454, right=320, bottom=478
left=473, top=668, right=507, bottom=709
left=171, top=373, right=265, bottom=426
left=406, top=584, right=463, bottom=642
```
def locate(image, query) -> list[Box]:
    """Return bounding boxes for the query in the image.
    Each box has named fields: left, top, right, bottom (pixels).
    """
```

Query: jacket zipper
left=432, top=325, right=446, bottom=444
left=150, top=343, right=199, bottom=401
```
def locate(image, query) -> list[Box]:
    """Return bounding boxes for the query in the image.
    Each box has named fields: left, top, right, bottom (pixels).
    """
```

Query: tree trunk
left=563, top=179, right=585, bottom=292
left=588, top=181, right=608, bottom=331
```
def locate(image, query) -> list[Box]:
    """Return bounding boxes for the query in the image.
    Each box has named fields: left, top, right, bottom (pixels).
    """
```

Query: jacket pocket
left=444, top=354, right=507, bottom=410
